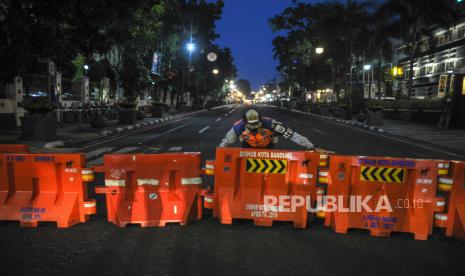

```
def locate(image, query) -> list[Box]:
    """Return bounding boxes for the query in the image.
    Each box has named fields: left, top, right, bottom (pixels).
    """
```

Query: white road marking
left=114, top=147, right=139, bottom=154
left=312, top=128, right=327, bottom=135
left=216, top=118, right=222, bottom=122
left=142, top=147, right=161, bottom=154
left=140, top=121, right=193, bottom=144
left=85, top=147, right=114, bottom=159
left=198, top=126, right=210, bottom=134
left=168, top=147, right=183, bottom=151
left=297, top=111, right=465, bottom=159
left=87, top=157, right=104, bottom=166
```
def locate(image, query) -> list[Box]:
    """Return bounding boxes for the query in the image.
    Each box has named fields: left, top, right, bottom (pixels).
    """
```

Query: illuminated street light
left=83, top=64, right=89, bottom=70
left=186, top=43, right=195, bottom=52
left=212, top=68, right=219, bottom=75
left=363, top=64, right=371, bottom=70
left=315, top=47, right=324, bottom=54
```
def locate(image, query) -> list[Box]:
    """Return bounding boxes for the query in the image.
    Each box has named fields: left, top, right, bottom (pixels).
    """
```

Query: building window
left=437, top=35, right=445, bottom=45
left=444, top=31, right=453, bottom=43
left=457, top=58, right=464, bottom=69
left=438, top=62, right=446, bottom=72
left=426, top=65, right=435, bottom=74
left=458, top=27, right=465, bottom=39
left=446, top=61, right=456, bottom=70
left=419, top=67, right=426, bottom=76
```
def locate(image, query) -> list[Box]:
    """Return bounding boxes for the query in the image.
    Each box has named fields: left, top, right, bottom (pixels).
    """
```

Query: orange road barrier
left=95, top=153, right=204, bottom=227
left=0, top=153, right=96, bottom=227
left=434, top=161, right=465, bottom=242
left=0, top=144, right=30, bottom=153
left=210, top=147, right=327, bottom=228
left=324, top=155, right=445, bottom=240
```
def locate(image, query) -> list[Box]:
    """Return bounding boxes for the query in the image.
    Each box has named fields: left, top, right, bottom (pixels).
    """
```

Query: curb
left=96, top=110, right=206, bottom=137
left=286, top=108, right=385, bottom=133
left=43, top=106, right=231, bottom=148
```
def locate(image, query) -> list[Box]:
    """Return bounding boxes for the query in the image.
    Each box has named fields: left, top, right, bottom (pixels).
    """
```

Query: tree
left=236, top=79, right=251, bottom=96
left=0, top=0, right=140, bottom=81
left=270, top=0, right=372, bottom=105
left=379, top=0, right=458, bottom=97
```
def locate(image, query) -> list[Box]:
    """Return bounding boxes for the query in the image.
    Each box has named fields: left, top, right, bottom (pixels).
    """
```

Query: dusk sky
left=215, top=0, right=296, bottom=90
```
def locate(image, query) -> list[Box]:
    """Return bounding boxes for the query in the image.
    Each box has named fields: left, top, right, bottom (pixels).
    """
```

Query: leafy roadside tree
left=270, top=0, right=372, bottom=104
left=236, top=79, right=251, bottom=96
left=0, top=0, right=140, bottom=81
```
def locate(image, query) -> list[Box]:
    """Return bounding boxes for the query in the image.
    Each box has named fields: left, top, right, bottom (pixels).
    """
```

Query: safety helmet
left=243, top=109, right=261, bottom=129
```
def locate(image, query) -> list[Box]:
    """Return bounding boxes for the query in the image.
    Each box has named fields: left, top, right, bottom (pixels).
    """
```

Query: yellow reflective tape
left=367, top=167, right=376, bottom=181
left=438, top=184, right=452, bottom=191
left=257, top=159, right=265, bottom=172
left=245, top=158, right=287, bottom=174
left=438, top=169, right=449, bottom=175
left=264, top=159, right=273, bottom=173
left=360, top=166, right=405, bottom=183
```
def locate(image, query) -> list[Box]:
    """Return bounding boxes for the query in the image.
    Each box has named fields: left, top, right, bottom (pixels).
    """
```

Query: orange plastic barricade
left=210, top=147, right=327, bottom=228
left=324, top=155, right=445, bottom=240
left=434, top=161, right=465, bottom=242
left=95, top=153, right=204, bottom=227
left=0, top=153, right=96, bottom=227
left=0, top=144, right=30, bottom=153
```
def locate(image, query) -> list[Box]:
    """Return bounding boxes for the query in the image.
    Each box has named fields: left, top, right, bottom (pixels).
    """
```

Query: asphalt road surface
left=1, top=105, right=465, bottom=275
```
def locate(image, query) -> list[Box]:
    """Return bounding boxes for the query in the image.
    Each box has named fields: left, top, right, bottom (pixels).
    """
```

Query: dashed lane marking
left=87, top=157, right=104, bottom=166
left=85, top=147, right=114, bottom=159
left=198, top=126, right=210, bottom=134
left=113, top=147, right=139, bottom=154
left=142, top=147, right=161, bottom=154
left=168, top=147, right=183, bottom=151
left=216, top=118, right=222, bottom=122
left=312, top=128, right=327, bottom=135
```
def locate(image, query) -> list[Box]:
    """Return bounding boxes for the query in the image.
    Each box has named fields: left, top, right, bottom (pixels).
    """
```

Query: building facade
left=396, top=6, right=465, bottom=98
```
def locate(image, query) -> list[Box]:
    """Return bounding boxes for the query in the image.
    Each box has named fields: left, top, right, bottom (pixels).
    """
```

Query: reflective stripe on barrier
left=95, top=153, right=203, bottom=227
left=205, top=160, right=215, bottom=175
left=323, top=155, right=445, bottom=240
left=440, top=161, right=465, bottom=242
left=0, top=153, right=96, bottom=227
left=0, top=144, right=30, bottom=153
left=212, top=147, right=326, bottom=228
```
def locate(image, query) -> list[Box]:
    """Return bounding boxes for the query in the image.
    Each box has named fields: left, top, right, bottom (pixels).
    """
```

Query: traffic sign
left=207, top=52, right=217, bottom=62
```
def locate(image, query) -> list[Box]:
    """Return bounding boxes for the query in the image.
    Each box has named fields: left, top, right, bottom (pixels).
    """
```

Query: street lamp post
left=363, top=64, right=372, bottom=99
left=83, top=64, right=89, bottom=76
left=315, top=47, right=324, bottom=55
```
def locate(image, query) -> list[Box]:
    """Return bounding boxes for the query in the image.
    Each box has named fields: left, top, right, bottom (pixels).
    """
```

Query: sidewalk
left=286, top=107, right=465, bottom=155
left=381, top=119, right=465, bottom=153
left=0, top=110, right=205, bottom=149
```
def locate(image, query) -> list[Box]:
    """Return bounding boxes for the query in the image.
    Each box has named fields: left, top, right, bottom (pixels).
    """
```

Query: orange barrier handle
left=95, top=187, right=108, bottom=194
left=199, top=187, right=212, bottom=196
left=92, top=165, right=105, bottom=173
